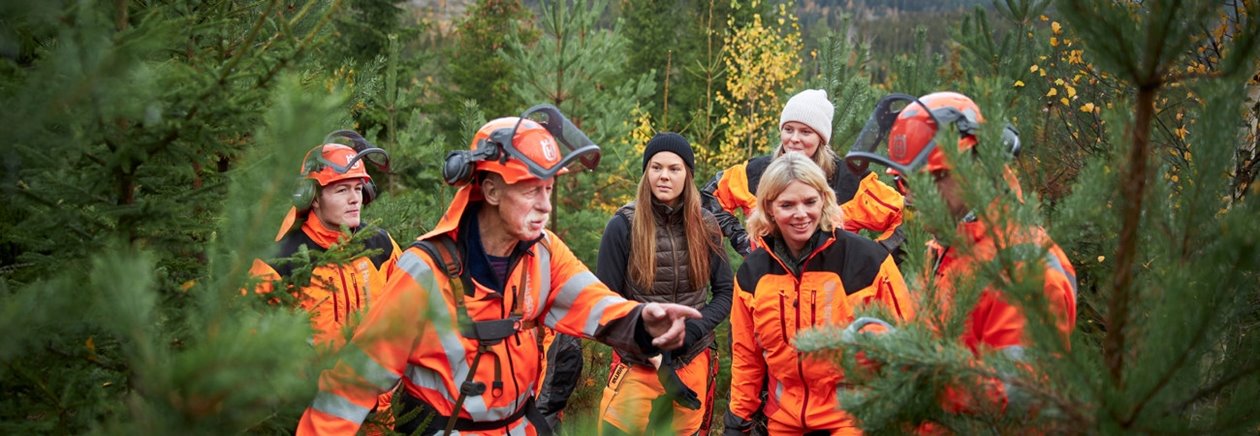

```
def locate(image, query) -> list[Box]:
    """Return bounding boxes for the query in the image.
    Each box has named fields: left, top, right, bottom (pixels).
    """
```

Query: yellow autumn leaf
left=1097, top=256, right=1105, bottom=263
left=1060, top=97, right=1070, bottom=106
left=1080, top=102, right=1095, bottom=112
left=1030, top=64, right=1040, bottom=73
left=1054, top=78, right=1065, bottom=86
left=1171, top=174, right=1180, bottom=182
left=1066, top=85, right=1077, bottom=98
left=1050, top=37, right=1059, bottom=47
left=1052, top=22, right=1062, bottom=34
left=1175, top=126, right=1188, bottom=140
left=1040, top=15, right=1049, bottom=22
left=1046, top=88, right=1058, bottom=97
left=1014, top=80, right=1025, bottom=88
left=1039, top=69, right=1047, bottom=77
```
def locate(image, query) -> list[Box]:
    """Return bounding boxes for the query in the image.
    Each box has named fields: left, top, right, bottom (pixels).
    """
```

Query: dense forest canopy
left=1, top=0, right=1257, bottom=434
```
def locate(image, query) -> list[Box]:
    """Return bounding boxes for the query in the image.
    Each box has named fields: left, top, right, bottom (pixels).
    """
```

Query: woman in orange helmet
left=723, top=153, right=913, bottom=435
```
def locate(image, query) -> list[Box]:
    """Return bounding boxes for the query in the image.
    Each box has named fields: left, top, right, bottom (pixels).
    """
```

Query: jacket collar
left=301, top=211, right=353, bottom=249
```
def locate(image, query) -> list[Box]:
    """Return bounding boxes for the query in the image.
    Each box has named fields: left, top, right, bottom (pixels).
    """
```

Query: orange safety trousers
left=598, top=349, right=717, bottom=435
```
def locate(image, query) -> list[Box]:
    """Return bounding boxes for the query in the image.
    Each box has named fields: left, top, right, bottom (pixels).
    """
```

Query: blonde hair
left=746, top=153, right=843, bottom=240
left=773, top=135, right=839, bottom=180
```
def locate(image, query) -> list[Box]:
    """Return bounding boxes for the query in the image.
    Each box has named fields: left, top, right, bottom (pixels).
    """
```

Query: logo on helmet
left=891, top=135, right=907, bottom=160
left=540, top=138, right=558, bottom=162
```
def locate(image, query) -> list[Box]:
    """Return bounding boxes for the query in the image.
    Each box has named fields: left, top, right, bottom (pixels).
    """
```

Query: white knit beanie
left=779, top=89, right=835, bottom=145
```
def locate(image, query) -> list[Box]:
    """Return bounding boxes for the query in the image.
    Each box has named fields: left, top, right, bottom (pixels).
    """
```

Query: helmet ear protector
left=844, top=93, right=1020, bottom=175
left=441, top=104, right=602, bottom=186
left=293, top=130, right=391, bottom=211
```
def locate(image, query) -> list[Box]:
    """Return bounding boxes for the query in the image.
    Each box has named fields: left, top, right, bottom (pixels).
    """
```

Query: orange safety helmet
left=845, top=92, right=990, bottom=175
left=294, top=131, right=390, bottom=210
left=443, top=104, right=601, bottom=185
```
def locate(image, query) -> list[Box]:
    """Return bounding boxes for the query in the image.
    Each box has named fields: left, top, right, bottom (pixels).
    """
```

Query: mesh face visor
left=845, top=93, right=937, bottom=175
left=320, top=130, right=391, bottom=173
left=490, top=104, right=602, bottom=180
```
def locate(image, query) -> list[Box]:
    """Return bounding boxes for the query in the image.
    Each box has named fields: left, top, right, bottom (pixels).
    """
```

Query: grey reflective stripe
left=312, top=391, right=371, bottom=424
left=1010, top=243, right=1078, bottom=299
left=774, top=381, right=784, bottom=404
left=544, top=271, right=600, bottom=328
left=343, top=344, right=402, bottom=391
left=534, top=240, right=553, bottom=319
left=822, top=288, right=835, bottom=325
left=1043, top=252, right=1078, bottom=298
left=1000, top=345, right=1026, bottom=361
left=997, top=345, right=1031, bottom=411
left=507, top=416, right=529, bottom=435
left=406, top=364, right=456, bottom=404
left=397, top=251, right=453, bottom=331
left=402, top=251, right=486, bottom=418
left=582, top=295, right=623, bottom=336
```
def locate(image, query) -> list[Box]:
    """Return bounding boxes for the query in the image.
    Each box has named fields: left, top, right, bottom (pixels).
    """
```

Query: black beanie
left=642, top=132, right=695, bottom=172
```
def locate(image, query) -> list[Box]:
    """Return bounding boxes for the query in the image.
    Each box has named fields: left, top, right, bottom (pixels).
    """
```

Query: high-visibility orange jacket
left=297, top=185, right=660, bottom=435
left=249, top=215, right=401, bottom=347
left=702, top=156, right=905, bottom=256
left=726, top=229, right=913, bottom=434
left=923, top=215, right=1078, bottom=414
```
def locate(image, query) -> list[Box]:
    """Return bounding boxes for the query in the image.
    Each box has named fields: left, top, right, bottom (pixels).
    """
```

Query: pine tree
left=796, top=1, right=1260, bottom=433
left=503, top=0, right=655, bottom=264
left=0, top=1, right=410, bottom=432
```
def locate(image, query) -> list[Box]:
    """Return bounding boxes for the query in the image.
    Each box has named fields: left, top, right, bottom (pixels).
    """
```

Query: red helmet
left=845, top=92, right=986, bottom=175
left=443, top=105, right=601, bottom=185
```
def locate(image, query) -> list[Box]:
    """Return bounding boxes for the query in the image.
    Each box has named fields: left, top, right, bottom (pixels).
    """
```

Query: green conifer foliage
left=797, top=1, right=1260, bottom=433
left=504, top=0, right=655, bottom=264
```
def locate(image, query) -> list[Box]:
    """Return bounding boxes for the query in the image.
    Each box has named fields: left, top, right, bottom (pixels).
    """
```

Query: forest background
left=1, top=0, right=1258, bottom=434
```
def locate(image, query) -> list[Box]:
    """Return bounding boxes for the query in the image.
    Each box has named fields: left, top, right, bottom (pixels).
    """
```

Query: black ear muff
left=443, top=149, right=477, bottom=186
left=362, top=179, right=377, bottom=205
left=442, top=138, right=503, bottom=186
left=1002, top=124, right=1022, bottom=158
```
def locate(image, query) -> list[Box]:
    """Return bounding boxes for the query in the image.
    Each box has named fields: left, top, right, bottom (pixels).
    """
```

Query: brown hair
left=627, top=167, right=721, bottom=291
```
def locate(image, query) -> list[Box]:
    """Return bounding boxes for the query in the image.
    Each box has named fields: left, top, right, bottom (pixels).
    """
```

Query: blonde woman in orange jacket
left=723, top=153, right=914, bottom=435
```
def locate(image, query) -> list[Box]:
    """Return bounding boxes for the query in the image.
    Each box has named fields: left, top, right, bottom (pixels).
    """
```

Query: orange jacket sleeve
left=539, top=233, right=648, bottom=355
left=713, top=162, right=756, bottom=216
left=297, top=250, right=435, bottom=435
left=840, top=171, right=905, bottom=239
left=727, top=282, right=766, bottom=421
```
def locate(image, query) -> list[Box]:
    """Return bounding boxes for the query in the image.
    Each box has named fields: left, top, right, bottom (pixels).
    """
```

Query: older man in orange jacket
left=297, top=106, right=702, bottom=436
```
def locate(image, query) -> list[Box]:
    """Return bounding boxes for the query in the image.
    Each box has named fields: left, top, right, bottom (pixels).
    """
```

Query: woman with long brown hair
left=595, top=132, right=733, bottom=435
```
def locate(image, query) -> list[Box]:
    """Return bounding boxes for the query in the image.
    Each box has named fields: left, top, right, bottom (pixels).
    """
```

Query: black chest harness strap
left=411, top=235, right=552, bottom=436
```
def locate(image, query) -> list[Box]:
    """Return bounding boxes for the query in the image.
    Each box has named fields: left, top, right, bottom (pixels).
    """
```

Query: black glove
left=731, top=230, right=751, bottom=257
left=656, top=353, right=700, bottom=410
left=723, top=410, right=754, bottom=435
left=878, top=227, right=908, bottom=266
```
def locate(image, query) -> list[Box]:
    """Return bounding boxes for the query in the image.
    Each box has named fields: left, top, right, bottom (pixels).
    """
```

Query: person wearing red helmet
left=702, top=89, right=907, bottom=261
left=296, top=106, right=704, bottom=436
left=249, top=131, right=401, bottom=433
left=845, top=91, right=1078, bottom=417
